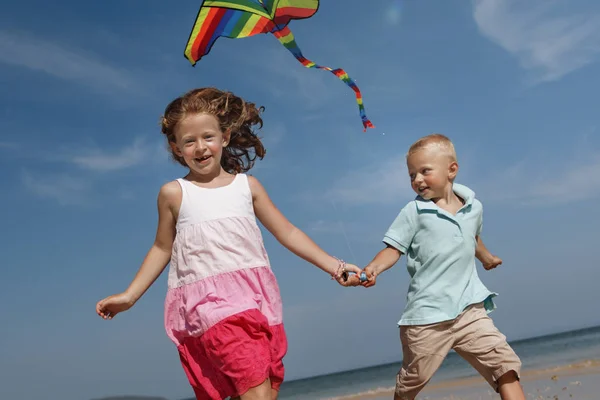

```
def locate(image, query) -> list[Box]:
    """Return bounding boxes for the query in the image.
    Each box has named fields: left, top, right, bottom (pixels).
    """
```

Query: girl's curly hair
left=160, top=87, right=266, bottom=173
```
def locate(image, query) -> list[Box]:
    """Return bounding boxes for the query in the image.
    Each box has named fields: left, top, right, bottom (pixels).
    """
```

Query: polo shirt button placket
left=454, top=221, right=464, bottom=241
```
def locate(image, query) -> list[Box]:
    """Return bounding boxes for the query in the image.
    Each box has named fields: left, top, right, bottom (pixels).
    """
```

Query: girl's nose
left=195, top=140, right=207, bottom=151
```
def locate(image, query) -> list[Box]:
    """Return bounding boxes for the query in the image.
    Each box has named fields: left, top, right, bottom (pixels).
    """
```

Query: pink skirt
left=177, top=308, right=288, bottom=399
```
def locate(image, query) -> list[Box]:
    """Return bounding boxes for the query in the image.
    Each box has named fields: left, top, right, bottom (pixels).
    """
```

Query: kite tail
left=272, top=26, right=374, bottom=131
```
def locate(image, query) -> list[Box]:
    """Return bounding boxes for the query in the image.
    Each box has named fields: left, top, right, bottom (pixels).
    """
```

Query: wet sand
left=333, top=359, right=600, bottom=400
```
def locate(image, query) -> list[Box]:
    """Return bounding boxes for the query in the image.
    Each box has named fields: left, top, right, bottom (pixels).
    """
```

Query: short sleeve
left=382, top=202, right=417, bottom=254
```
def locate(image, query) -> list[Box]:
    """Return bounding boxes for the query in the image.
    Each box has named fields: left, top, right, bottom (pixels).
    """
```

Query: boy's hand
left=482, top=255, right=502, bottom=270
left=361, top=265, right=378, bottom=288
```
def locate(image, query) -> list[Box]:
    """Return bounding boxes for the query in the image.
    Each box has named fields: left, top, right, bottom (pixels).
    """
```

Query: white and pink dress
left=164, top=174, right=287, bottom=399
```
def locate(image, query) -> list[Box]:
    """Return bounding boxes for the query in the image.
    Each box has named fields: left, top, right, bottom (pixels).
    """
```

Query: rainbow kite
left=184, top=0, right=374, bottom=131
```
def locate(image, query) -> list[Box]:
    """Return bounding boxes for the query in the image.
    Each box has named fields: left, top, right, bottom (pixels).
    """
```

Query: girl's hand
left=336, top=263, right=362, bottom=287
left=96, top=292, right=135, bottom=320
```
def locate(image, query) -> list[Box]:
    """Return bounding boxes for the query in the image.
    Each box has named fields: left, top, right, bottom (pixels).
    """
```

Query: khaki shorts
left=395, top=302, right=521, bottom=399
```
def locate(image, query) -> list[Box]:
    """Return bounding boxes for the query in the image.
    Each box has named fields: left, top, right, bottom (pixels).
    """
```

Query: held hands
left=330, top=258, right=378, bottom=288
left=96, top=292, right=135, bottom=320
left=333, top=262, right=363, bottom=287
left=342, top=265, right=377, bottom=288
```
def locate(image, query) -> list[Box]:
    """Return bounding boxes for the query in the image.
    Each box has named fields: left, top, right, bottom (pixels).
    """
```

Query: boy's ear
left=448, top=161, right=459, bottom=179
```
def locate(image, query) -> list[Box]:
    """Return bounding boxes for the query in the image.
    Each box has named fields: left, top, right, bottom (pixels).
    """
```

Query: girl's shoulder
left=158, top=179, right=183, bottom=207
left=245, top=174, right=264, bottom=200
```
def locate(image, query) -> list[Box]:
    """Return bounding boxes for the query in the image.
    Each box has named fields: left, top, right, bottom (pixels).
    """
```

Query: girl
left=96, top=87, right=361, bottom=400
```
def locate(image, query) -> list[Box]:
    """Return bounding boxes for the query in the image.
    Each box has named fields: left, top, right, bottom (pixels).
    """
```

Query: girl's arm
left=96, top=182, right=179, bottom=319
left=249, top=176, right=358, bottom=281
left=123, top=182, right=179, bottom=302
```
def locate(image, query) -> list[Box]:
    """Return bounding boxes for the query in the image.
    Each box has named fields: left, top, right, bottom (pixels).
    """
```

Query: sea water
left=276, top=325, right=600, bottom=399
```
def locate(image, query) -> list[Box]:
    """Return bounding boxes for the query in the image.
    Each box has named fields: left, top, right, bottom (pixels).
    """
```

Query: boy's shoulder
left=454, top=183, right=484, bottom=213
left=397, top=198, right=420, bottom=215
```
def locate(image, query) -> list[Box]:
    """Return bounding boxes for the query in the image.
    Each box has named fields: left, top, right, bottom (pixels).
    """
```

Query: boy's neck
left=431, top=183, right=464, bottom=214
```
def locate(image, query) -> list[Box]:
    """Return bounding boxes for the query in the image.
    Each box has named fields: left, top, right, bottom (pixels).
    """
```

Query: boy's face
left=406, top=146, right=458, bottom=200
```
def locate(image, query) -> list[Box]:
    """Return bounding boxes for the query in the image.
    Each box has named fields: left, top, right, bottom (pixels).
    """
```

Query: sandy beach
left=331, top=359, right=600, bottom=400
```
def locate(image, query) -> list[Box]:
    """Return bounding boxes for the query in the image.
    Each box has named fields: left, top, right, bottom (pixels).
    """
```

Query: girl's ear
left=223, top=129, right=231, bottom=147
left=169, top=141, right=182, bottom=157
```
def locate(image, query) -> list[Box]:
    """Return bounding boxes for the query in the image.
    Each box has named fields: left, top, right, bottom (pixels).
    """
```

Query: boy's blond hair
left=407, top=133, right=457, bottom=162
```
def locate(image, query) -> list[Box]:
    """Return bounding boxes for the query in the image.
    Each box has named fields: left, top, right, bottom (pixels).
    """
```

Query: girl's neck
left=186, top=167, right=230, bottom=185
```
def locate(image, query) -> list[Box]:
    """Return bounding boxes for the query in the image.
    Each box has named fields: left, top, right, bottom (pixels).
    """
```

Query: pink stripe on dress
left=164, top=266, right=283, bottom=346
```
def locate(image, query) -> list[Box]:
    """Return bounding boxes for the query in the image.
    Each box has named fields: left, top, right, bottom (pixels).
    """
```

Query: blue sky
left=1, top=0, right=600, bottom=399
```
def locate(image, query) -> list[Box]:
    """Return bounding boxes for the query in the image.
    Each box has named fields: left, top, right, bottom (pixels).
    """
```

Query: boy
left=362, top=134, right=524, bottom=400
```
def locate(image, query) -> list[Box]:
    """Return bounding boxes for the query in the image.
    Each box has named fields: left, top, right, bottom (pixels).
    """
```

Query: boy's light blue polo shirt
left=383, top=183, right=496, bottom=326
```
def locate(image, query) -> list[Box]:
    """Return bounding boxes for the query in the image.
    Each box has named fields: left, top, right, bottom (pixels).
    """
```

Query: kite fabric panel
left=184, top=0, right=374, bottom=131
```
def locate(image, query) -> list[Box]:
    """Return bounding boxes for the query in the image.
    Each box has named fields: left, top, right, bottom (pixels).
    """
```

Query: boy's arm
left=475, top=236, right=502, bottom=270
left=361, top=245, right=402, bottom=287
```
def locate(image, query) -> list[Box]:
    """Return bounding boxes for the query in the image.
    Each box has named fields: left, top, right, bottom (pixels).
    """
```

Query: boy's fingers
left=364, top=278, right=376, bottom=287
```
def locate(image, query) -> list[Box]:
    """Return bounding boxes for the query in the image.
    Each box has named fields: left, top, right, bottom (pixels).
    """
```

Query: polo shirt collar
left=414, top=183, right=475, bottom=212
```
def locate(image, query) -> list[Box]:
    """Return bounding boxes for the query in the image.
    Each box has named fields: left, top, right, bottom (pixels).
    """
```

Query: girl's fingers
left=346, top=264, right=361, bottom=274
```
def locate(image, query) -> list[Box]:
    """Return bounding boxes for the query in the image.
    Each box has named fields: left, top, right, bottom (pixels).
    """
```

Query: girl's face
left=406, top=146, right=457, bottom=200
left=171, top=113, right=230, bottom=176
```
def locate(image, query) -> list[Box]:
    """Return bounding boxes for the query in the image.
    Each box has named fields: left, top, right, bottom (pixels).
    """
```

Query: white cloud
left=239, top=45, right=343, bottom=109
left=473, top=0, right=600, bottom=82
left=18, top=138, right=170, bottom=205
left=306, top=218, right=384, bottom=249
left=306, top=138, right=600, bottom=208
left=17, top=137, right=167, bottom=173
left=308, top=219, right=347, bottom=234
left=260, top=120, right=286, bottom=149
left=324, top=156, right=412, bottom=206
left=483, top=151, right=600, bottom=205
left=0, top=30, right=137, bottom=93
left=68, top=138, right=166, bottom=172
left=21, top=171, right=90, bottom=206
